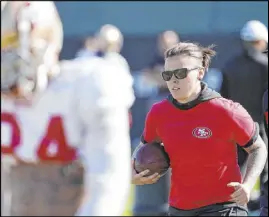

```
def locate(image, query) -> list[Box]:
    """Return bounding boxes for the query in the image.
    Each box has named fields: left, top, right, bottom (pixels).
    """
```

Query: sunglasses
left=161, top=67, right=202, bottom=81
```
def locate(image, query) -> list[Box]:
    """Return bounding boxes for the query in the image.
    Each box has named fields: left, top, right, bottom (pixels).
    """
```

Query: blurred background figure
left=143, top=30, right=180, bottom=100
left=75, top=24, right=134, bottom=124
left=96, top=24, right=130, bottom=72
left=1, top=1, right=134, bottom=216
left=97, top=24, right=123, bottom=54
left=95, top=24, right=134, bottom=127
left=220, top=20, right=268, bottom=212
left=75, top=36, right=100, bottom=59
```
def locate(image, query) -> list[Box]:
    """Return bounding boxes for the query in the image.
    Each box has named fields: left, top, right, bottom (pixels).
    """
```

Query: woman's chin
left=171, top=94, right=189, bottom=103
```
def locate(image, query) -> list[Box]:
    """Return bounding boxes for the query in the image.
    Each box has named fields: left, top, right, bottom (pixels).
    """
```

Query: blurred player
left=96, top=24, right=129, bottom=71
left=96, top=24, right=134, bottom=126
left=1, top=1, right=134, bottom=216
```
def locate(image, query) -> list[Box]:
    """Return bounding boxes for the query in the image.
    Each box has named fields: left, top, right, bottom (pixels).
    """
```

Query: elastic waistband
left=169, top=202, right=248, bottom=216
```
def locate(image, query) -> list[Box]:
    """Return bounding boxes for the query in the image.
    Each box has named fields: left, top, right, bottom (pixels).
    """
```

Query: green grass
left=122, top=185, right=134, bottom=216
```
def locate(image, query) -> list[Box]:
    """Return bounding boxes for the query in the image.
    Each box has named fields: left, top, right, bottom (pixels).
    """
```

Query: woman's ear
left=198, top=68, right=205, bottom=80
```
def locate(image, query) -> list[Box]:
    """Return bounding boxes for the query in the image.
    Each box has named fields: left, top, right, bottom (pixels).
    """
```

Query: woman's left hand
left=227, top=182, right=251, bottom=206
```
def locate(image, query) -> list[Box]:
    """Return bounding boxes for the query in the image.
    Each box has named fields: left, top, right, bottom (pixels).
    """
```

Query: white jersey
left=104, top=52, right=130, bottom=71
left=103, top=52, right=133, bottom=90
left=1, top=57, right=135, bottom=216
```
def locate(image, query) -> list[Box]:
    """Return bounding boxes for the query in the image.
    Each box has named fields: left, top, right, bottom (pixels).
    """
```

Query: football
left=133, top=142, right=170, bottom=177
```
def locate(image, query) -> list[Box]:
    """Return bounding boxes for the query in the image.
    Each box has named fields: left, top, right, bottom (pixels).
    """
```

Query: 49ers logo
left=192, top=127, right=212, bottom=139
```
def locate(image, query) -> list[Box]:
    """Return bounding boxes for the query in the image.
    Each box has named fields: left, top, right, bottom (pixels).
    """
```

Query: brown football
left=133, top=142, right=170, bottom=177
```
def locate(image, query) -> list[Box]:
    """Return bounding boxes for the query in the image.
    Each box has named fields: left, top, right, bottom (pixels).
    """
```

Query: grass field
left=122, top=185, right=134, bottom=216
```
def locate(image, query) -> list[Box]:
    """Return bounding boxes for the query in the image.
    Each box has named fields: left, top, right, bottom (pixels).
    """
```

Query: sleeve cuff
left=140, top=135, right=148, bottom=144
left=242, top=122, right=259, bottom=148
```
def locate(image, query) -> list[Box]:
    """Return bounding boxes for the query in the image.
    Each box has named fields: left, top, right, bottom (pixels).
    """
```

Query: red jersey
left=141, top=83, right=258, bottom=210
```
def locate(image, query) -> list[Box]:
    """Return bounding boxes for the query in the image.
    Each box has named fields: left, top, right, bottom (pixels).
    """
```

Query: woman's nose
left=172, top=76, right=179, bottom=83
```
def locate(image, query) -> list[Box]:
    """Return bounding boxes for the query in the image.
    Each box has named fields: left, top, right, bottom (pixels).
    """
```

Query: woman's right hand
left=131, top=160, right=161, bottom=185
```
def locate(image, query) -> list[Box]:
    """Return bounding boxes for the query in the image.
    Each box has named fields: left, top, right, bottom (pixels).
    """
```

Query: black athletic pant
left=168, top=202, right=248, bottom=216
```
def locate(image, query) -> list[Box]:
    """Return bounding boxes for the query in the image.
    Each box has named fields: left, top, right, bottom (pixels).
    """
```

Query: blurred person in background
left=144, top=30, right=180, bottom=99
left=1, top=1, right=134, bottom=216
left=75, top=36, right=100, bottom=59
left=95, top=24, right=134, bottom=126
left=96, top=24, right=128, bottom=69
left=220, top=20, right=268, bottom=211
left=132, top=30, right=179, bottom=216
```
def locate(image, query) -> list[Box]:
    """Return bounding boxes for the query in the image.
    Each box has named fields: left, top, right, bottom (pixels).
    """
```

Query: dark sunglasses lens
left=174, top=68, right=188, bottom=79
left=162, top=71, right=173, bottom=81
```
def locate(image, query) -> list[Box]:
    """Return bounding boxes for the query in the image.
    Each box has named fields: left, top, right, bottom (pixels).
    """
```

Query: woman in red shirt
left=131, top=42, right=268, bottom=216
